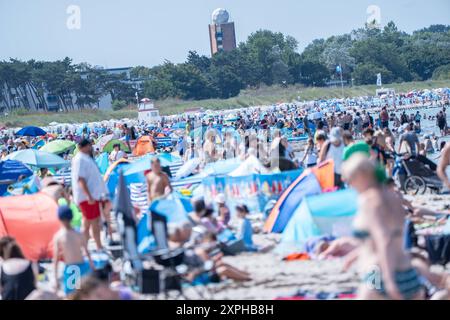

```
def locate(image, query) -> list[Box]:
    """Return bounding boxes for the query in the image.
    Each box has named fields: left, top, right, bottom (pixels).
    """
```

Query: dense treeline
left=1, top=22, right=449, bottom=112
left=143, top=22, right=450, bottom=100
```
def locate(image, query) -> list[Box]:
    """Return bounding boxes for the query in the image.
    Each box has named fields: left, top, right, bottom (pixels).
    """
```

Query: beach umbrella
left=0, top=160, right=33, bottom=196
left=149, top=195, right=192, bottom=223
left=16, top=126, right=47, bottom=137
left=123, top=154, right=171, bottom=177
left=103, top=139, right=130, bottom=153
left=32, top=139, right=46, bottom=150
left=40, top=140, right=76, bottom=154
left=5, top=149, right=69, bottom=169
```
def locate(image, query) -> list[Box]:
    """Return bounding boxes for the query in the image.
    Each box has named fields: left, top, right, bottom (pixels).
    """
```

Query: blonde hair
left=342, top=153, right=376, bottom=182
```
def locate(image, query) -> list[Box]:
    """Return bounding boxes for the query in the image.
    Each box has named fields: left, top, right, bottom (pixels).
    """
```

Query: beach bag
left=219, top=239, right=246, bottom=256
left=424, top=234, right=450, bottom=265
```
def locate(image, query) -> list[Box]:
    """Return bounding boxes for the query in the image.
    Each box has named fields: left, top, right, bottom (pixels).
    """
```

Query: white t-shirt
left=71, top=152, right=108, bottom=205
left=326, top=143, right=345, bottom=174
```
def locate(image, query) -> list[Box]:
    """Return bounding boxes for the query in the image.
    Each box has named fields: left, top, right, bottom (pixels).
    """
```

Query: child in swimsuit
left=53, top=206, right=94, bottom=296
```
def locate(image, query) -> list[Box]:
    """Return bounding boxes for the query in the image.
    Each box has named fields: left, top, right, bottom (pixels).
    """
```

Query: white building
left=138, top=98, right=161, bottom=124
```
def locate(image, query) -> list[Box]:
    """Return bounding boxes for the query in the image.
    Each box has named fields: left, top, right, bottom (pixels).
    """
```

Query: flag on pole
left=376, top=73, right=382, bottom=86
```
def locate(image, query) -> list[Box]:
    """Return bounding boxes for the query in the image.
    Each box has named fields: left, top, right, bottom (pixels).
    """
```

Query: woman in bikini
left=342, top=154, right=424, bottom=300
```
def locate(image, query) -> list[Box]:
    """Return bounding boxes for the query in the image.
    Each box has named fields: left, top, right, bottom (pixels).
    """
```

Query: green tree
left=352, top=63, right=394, bottom=85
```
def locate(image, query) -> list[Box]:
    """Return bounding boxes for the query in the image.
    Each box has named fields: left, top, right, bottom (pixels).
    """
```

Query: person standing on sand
left=71, top=139, right=109, bottom=251
left=318, top=127, right=345, bottom=188
left=436, top=111, right=447, bottom=137
left=145, top=157, right=172, bottom=204
left=53, top=206, right=94, bottom=296
left=437, top=143, right=450, bottom=191
left=122, top=124, right=131, bottom=152
left=342, top=154, right=424, bottom=300
left=380, top=107, right=389, bottom=129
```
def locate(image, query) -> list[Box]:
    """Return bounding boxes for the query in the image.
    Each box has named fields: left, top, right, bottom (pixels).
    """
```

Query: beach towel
left=282, top=253, right=310, bottom=261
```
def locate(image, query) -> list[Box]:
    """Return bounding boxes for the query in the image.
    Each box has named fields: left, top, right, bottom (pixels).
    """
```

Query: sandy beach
left=201, top=193, right=449, bottom=300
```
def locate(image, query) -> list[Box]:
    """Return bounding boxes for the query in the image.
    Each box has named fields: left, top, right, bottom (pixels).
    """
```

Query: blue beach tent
left=281, top=189, right=358, bottom=251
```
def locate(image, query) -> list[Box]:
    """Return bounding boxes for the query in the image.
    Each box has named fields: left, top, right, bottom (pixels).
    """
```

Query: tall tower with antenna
left=209, top=8, right=236, bottom=55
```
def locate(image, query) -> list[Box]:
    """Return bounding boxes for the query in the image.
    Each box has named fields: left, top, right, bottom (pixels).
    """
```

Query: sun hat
left=215, top=193, right=226, bottom=204
left=329, top=127, right=342, bottom=143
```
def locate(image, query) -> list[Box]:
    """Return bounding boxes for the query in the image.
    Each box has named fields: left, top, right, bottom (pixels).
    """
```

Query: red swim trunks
left=79, top=201, right=101, bottom=221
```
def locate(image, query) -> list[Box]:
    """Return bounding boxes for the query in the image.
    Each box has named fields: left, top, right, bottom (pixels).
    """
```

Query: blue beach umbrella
left=16, top=126, right=47, bottom=137
left=123, top=154, right=171, bottom=177
left=5, top=149, right=69, bottom=169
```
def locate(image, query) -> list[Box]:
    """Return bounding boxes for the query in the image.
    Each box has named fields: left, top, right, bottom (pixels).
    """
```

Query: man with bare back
left=145, top=157, right=172, bottom=204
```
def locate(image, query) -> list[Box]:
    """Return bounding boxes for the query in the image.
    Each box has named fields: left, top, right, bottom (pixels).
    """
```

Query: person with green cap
left=341, top=154, right=424, bottom=300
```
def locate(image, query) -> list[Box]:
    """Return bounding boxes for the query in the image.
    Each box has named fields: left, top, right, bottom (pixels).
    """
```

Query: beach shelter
left=310, top=160, right=335, bottom=190
left=122, top=154, right=172, bottom=177
left=264, top=160, right=335, bottom=233
left=95, top=152, right=110, bottom=175
left=5, top=149, right=69, bottom=169
left=202, top=158, right=241, bottom=177
left=133, top=136, right=155, bottom=156
left=149, top=195, right=192, bottom=223
left=0, top=160, right=33, bottom=196
left=280, top=189, right=358, bottom=251
left=95, top=134, right=114, bottom=151
left=175, top=158, right=201, bottom=179
left=16, top=126, right=47, bottom=137
left=103, top=139, right=130, bottom=153
left=264, top=173, right=322, bottom=233
left=104, top=158, right=131, bottom=195
left=40, top=139, right=76, bottom=155
left=158, top=152, right=181, bottom=164
left=4, top=174, right=40, bottom=197
left=0, top=193, right=60, bottom=261
left=229, top=155, right=268, bottom=177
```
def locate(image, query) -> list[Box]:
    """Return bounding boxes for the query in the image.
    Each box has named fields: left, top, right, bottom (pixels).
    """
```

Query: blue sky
left=1, top=0, right=449, bottom=68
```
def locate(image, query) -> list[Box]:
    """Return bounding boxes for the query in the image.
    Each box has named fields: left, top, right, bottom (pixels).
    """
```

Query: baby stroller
left=394, top=155, right=443, bottom=195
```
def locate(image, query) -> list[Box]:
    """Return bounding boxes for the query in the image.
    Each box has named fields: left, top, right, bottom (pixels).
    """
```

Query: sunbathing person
left=410, top=251, right=450, bottom=300
left=235, top=204, right=257, bottom=252
left=342, top=153, right=424, bottom=300
left=200, top=205, right=223, bottom=234
left=168, top=222, right=252, bottom=283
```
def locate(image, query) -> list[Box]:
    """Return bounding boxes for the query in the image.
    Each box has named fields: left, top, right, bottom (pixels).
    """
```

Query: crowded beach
left=0, top=87, right=449, bottom=300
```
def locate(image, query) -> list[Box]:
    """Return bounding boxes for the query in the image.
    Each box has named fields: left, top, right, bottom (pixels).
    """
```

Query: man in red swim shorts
left=71, top=139, right=110, bottom=250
